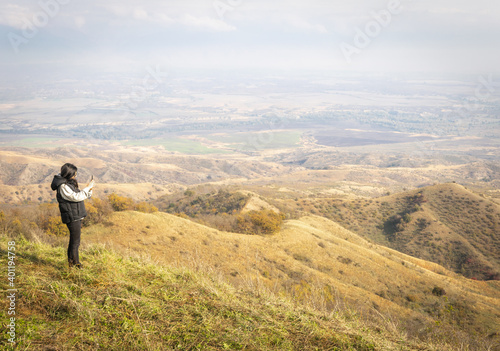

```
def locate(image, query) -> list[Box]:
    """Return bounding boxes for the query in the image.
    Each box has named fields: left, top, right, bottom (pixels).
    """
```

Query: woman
left=50, top=163, right=94, bottom=269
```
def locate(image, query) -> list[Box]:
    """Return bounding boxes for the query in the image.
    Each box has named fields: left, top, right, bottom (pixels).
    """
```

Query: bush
left=108, top=193, right=134, bottom=211
left=402, top=213, right=412, bottom=223
left=184, top=189, right=195, bottom=197
left=36, top=203, right=60, bottom=225
left=134, top=202, right=158, bottom=213
left=406, top=294, right=418, bottom=302
left=236, top=210, right=285, bottom=235
left=432, top=286, right=446, bottom=296
left=1, top=206, right=49, bottom=240
left=0, top=211, right=7, bottom=233
left=160, top=189, right=249, bottom=217
left=41, top=216, right=69, bottom=236
left=84, top=197, right=114, bottom=226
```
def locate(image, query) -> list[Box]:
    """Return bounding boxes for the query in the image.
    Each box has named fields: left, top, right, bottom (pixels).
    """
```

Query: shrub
left=36, top=203, right=60, bottom=225
left=84, top=197, right=114, bottom=226
left=10, top=219, right=23, bottom=235
left=41, top=216, right=69, bottom=236
left=293, top=253, right=311, bottom=264
left=0, top=211, right=7, bottom=233
left=134, top=202, right=158, bottom=213
left=108, top=193, right=134, bottom=211
left=184, top=189, right=195, bottom=197
left=236, top=210, right=285, bottom=235
left=406, top=294, right=418, bottom=302
left=337, top=256, right=353, bottom=265
left=162, top=189, right=249, bottom=217
left=402, top=213, right=412, bottom=223
left=432, top=286, right=446, bottom=296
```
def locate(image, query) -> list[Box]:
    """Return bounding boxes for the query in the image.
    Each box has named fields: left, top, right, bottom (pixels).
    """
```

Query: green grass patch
left=206, top=131, right=302, bottom=151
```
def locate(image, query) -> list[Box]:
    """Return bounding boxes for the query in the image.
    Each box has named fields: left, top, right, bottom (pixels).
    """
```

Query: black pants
left=66, top=220, right=82, bottom=265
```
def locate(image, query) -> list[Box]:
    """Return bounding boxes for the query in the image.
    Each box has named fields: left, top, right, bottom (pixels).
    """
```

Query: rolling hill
left=289, top=183, right=500, bottom=281
left=0, top=235, right=426, bottom=351
left=0, top=147, right=290, bottom=204
left=81, top=210, right=500, bottom=349
left=1, top=145, right=499, bottom=349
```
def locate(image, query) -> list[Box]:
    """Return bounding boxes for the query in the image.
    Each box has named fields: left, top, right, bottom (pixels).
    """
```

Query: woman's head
left=61, top=163, right=78, bottom=188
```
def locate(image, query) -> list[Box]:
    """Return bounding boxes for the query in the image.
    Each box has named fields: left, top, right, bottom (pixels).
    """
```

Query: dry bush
left=236, top=210, right=285, bottom=235
left=84, top=197, right=114, bottom=226
left=40, top=216, right=68, bottom=236
left=134, top=201, right=158, bottom=213
left=108, top=193, right=134, bottom=211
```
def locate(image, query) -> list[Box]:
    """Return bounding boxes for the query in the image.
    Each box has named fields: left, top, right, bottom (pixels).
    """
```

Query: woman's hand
left=87, top=179, right=95, bottom=190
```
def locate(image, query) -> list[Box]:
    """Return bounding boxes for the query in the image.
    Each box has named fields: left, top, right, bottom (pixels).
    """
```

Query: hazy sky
left=0, top=0, right=499, bottom=75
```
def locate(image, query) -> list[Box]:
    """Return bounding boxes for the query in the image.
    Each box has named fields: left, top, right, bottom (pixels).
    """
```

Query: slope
left=82, top=211, right=500, bottom=348
left=293, top=183, right=500, bottom=280
left=2, top=235, right=436, bottom=351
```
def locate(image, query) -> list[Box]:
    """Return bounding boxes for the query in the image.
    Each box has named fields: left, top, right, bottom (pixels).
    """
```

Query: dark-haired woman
left=51, top=163, right=94, bottom=269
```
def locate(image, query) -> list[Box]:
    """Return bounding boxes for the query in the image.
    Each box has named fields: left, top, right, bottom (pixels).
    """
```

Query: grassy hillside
left=2, top=182, right=499, bottom=349
left=288, top=183, right=500, bottom=280
left=82, top=211, right=500, bottom=349
left=1, top=235, right=442, bottom=351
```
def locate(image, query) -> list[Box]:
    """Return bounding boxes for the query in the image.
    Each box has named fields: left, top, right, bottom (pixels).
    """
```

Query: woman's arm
left=60, top=184, right=92, bottom=202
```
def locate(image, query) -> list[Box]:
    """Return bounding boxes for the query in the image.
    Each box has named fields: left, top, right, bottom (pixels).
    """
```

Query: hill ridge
left=293, top=182, right=500, bottom=280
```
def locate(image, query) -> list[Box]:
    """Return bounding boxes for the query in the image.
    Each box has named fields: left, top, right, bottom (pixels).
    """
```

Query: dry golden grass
left=289, top=183, right=500, bottom=280
left=82, top=210, right=500, bottom=347
left=1, top=234, right=459, bottom=351
left=0, top=184, right=54, bottom=203
left=0, top=150, right=61, bottom=166
left=94, top=183, right=179, bottom=201
left=241, top=195, right=280, bottom=213
left=0, top=183, right=178, bottom=204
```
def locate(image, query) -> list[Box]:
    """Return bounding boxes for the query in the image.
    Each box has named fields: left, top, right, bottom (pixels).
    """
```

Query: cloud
left=101, top=4, right=235, bottom=32
left=0, top=4, right=33, bottom=29
left=1, top=0, right=499, bottom=74
left=133, top=7, right=149, bottom=21
left=74, top=16, right=86, bottom=29
left=282, top=15, right=328, bottom=33
left=177, top=14, right=236, bottom=32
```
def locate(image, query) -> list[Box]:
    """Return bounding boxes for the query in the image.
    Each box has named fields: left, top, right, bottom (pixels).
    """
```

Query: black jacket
left=51, top=175, right=88, bottom=224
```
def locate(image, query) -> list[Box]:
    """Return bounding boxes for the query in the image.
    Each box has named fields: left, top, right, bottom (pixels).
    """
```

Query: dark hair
left=61, top=163, right=79, bottom=189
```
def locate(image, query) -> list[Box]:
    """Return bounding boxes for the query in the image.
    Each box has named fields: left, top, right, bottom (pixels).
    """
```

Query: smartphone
left=91, top=175, right=94, bottom=181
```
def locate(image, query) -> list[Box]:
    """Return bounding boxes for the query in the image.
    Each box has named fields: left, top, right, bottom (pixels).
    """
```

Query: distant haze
left=0, top=0, right=499, bottom=76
